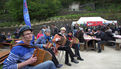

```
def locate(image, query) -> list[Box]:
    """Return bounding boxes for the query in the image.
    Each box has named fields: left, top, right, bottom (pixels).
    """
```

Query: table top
left=113, top=34, right=121, bottom=39
left=83, top=34, right=101, bottom=41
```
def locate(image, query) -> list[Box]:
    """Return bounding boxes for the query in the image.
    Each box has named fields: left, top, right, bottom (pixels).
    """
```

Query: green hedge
left=47, top=12, right=121, bottom=21
left=1, top=12, right=121, bottom=27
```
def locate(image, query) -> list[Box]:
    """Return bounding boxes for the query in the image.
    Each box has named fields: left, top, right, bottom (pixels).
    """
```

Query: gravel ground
left=58, top=46, right=121, bottom=69
left=0, top=45, right=121, bottom=69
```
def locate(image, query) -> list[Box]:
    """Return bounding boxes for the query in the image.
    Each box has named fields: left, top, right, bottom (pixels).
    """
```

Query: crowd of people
left=1, top=23, right=121, bottom=69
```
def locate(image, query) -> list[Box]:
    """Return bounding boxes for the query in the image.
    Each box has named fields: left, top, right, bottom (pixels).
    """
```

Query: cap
left=44, top=29, right=51, bottom=32
left=19, top=25, right=32, bottom=36
left=60, top=27, right=66, bottom=31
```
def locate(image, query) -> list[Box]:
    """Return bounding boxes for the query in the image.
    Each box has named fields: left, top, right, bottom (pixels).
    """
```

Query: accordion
left=30, top=48, right=52, bottom=66
left=72, top=37, right=79, bottom=44
left=14, top=43, right=52, bottom=66
left=56, top=34, right=67, bottom=46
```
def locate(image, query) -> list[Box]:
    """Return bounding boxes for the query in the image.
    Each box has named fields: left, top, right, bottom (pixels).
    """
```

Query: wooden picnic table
left=112, top=34, right=121, bottom=50
left=83, top=34, right=101, bottom=51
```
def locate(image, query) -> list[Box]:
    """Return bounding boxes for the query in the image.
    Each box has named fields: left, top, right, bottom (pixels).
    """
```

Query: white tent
left=72, top=17, right=117, bottom=26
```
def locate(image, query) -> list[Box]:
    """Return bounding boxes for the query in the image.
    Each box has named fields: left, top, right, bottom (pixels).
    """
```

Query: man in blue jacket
left=3, top=25, right=56, bottom=69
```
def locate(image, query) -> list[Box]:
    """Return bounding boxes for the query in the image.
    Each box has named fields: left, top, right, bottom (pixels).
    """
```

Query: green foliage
left=47, top=12, right=121, bottom=21
left=0, top=0, right=121, bottom=27
left=4, top=0, right=62, bottom=22
left=0, top=22, right=24, bottom=27
left=5, top=0, right=23, bottom=21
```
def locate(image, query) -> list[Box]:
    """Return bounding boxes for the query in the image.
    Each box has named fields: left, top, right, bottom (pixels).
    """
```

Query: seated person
left=74, top=28, right=85, bottom=43
left=37, top=29, right=44, bottom=39
left=3, top=25, right=56, bottom=69
left=35, top=29, right=63, bottom=68
left=6, top=32, right=12, bottom=43
left=52, top=27, right=79, bottom=66
left=95, top=29, right=107, bottom=53
left=0, top=32, right=6, bottom=43
left=67, top=31, right=84, bottom=61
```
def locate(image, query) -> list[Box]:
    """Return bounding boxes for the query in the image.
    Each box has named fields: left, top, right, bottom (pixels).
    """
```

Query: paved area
left=58, top=46, right=121, bottom=69
left=0, top=46, right=121, bottom=69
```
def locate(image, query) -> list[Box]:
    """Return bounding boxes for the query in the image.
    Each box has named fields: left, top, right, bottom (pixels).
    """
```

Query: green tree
left=28, top=0, right=62, bottom=20
left=5, top=0, right=23, bottom=21
left=5, top=0, right=62, bottom=22
left=0, top=0, right=8, bottom=14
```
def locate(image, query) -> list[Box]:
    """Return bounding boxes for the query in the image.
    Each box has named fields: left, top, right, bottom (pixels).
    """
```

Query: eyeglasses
left=23, top=32, right=33, bottom=36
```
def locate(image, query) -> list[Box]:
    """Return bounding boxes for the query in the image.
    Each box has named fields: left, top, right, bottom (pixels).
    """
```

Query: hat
left=42, top=25, right=47, bottom=28
left=44, top=29, right=51, bottom=32
left=79, top=27, right=83, bottom=30
left=19, top=25, right=32, bottom=36
left=60, top=27, right=66, bottom=31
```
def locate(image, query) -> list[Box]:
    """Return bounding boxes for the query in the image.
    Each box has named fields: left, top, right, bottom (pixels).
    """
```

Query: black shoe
left=56, top=64, right=63, bottom=68
left=71, top=59, right=79, bottom=64
left=98, top=49, right=102, bottom=53
left=77, top=57, right=84, bottom=61
left=65, top=63, right=71, bottom=66
left=73, top=55, right=78, bottom=57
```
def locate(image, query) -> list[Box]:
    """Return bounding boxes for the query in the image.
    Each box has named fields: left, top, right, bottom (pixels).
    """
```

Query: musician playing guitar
left=35, top=29, right=63, bottom=68
left=3, top=25, right=56, bottom=69
left=52, top=27, right=79, bottom=66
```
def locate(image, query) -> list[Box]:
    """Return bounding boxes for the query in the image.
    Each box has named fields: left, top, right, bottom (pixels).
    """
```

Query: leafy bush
left=5, top=0, right=62, bottom=22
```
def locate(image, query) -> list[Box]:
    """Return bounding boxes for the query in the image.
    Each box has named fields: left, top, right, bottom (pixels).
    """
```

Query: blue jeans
left=29, top=61, right=56, bottom=69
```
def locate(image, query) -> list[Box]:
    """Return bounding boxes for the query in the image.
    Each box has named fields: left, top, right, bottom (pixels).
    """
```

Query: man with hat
left=53, top=27, right=79, bottom=66
left=3, top=25, right=56, bottom=69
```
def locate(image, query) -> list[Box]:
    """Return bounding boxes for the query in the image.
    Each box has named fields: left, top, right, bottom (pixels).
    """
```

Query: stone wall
left=0, top=19, right=74, bottom=35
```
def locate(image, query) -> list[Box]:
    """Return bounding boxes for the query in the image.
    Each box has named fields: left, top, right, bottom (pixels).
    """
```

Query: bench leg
left=116, top=43, right=120, bottom=50
left=85, top=41, right=89, bottom=51
left=80, top=43, right=84, bottom=51
left=101, top=44, right=104, bottom=50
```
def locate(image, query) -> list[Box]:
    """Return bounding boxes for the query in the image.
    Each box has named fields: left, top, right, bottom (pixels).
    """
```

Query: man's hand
left=26, top=55, right=37, bottom=65
left=43, top=44, right=47, bottom=48
left=55, top=38, right=61, bottom=41
left=70, top=40, right=73, bottom=42
left=18, top=55, right=37, bottom=69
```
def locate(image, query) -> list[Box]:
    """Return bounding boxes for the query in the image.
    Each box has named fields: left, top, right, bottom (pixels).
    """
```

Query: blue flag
left=23, top=0, right=31, bottom=27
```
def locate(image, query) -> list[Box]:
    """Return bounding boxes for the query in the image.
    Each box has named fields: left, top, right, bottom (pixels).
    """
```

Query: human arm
left=18, top=56, right=37, bottom=69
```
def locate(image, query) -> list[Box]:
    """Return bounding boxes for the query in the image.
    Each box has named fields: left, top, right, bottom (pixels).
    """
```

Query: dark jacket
left=75, top=30, right=84, bottom=43
left=95, top=31, right=115, bottom=41
left=51, top=27, right=59, bottom=36
left=0, top=34, right=6, bottom=42
left=105, top=31, right=115, bottom=41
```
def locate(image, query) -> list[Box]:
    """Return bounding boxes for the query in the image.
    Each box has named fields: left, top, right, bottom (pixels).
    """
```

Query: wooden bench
left=0, top=50, right=10, bottom=65
left=107, top=40, right=121, bottom=50
left=0, top=43, right=13, bottom=65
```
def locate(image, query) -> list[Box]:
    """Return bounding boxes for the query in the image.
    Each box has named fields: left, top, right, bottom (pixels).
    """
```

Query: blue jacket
left=35, top=34, right=52, bottom=48
left=3, top=41, right=35, bottom=69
